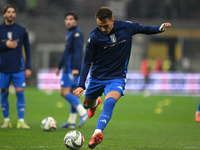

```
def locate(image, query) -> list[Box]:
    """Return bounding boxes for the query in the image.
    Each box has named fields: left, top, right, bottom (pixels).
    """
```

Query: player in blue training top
left=0, top=5, right=31, bottom=129
left=55, top=11, right=88, bottom=128
left=73, top=7, right=171, bottom=149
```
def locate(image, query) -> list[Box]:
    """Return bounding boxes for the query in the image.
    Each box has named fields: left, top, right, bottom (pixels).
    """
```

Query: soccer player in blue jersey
left=73, top=7, right=171, bottom=149
left=55, top=11, right=88, bottom=128
left=0, top=5, right=31, bottom=129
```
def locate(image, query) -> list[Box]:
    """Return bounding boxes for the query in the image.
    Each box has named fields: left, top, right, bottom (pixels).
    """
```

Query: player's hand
left=55, top=68, right=60, bottom=76
left=160, top=22, right=171, bottom=31
left=72, top=69, right=79, bottom=76
left=6, top=39, right=18, bottom=49
left=73, top=87, right=84, bottom=98
left=25, top=69, right=32, bottom=78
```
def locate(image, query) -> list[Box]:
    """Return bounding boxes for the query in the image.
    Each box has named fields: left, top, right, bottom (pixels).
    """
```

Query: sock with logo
left=1, top=92, right=9, bottom=118
left=96, top=97, right=116, bottom=132
left=16, top=91, right=25, bottom=119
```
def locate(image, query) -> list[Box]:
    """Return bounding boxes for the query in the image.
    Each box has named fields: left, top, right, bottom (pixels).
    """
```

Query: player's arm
left=159, top=23, right=171, bottom=32
left=23, top=29, right=32, bottom=78
left=56, top=45, right=67, bottom=76
left=0, top=39, right=18, bottom=51
left=73, top=37, right=95, bottom=97
left=130, top=21, right=171, bottom=35
left=71, top=31, right=83, bottom=76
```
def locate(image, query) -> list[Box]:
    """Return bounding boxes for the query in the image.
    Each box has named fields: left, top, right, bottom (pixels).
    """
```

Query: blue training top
left=57, top=26, right=83, bottom=73
left=78, top=20, right=163, bottom=89
left=0, top=22, right=31, bottom=73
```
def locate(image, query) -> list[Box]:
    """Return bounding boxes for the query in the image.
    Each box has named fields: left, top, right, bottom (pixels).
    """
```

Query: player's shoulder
left=15, top=23, right=26, bottom=29
left=73, top=26, right=83, bottom=37
left=88, top=27, right=99, bottom=40
left=115, top=20, right=134, bottom=27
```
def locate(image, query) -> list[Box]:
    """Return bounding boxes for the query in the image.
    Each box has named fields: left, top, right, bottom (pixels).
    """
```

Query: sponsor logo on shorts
left=117, top=86, right=123, bottom=90
left=22, top=82, right=26, bottom=87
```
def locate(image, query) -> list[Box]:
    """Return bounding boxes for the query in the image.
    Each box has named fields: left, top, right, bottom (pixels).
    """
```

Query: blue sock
left=96, top=97, right=116, bottom=132
left=16, top=91, right=25, bottom=119
left=65, top=93, right=80, bottom=108
left=1, top=92, right=9, bottom=118
left=198, top=102, right=200, bottom=111
left=71, top=105, right=77, bottom=113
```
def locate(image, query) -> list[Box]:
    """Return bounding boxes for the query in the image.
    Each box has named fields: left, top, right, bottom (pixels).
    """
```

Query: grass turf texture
left=0, top=88, right=200, bottom=150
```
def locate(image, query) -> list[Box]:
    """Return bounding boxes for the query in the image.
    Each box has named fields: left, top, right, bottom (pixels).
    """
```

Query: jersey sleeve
left=78, top=36, right=95, bottom=89
left=23, top=29, right=31, bottom=70
left=57, top=50, right=65, bottom=69
left=129, top=21, right=161, bottom=35
left=0, top=42, right=7, bottom=51
left=71, top=31, right=83, bottom=71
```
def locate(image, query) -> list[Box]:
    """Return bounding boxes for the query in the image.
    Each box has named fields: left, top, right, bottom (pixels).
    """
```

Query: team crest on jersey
left=74, top=32, right=80, bottom=37
left=7, top=32, right=12, bottom=40
left=110, top=34, right=117, bottom=43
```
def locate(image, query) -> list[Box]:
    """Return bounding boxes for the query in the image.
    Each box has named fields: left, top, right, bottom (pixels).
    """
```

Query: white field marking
left=185, top=147, right=200, bottom=149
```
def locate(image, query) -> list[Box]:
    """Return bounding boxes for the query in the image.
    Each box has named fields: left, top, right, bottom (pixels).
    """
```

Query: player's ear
left=112, top=18, right=114, bottom=23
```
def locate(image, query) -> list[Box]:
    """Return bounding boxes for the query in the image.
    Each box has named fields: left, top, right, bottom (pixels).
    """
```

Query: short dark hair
left=95, top=7, right=113, bottom=21
left=3, top=5, right=17, bottom=14
left=65, top=11, right=78, bottom=21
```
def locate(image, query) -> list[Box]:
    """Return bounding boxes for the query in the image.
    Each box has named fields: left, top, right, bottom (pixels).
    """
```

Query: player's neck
left=5, top=20, right=15, bottom=25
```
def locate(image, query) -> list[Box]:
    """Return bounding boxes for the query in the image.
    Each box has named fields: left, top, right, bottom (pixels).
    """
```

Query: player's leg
left=72, top=75, right=88, bottom=127
left=84, top=78, right=104, bottom=118
left=88, top=78, right=125, bottom=149
left=88, top=91, right=120, bottom=149
left=60, top=104, right=77, bottom=128
left=60, top=73, right=87, bottom=128
left=0, top=73, right=12, bottom=128
left=195, top=102, right=200, bottom=122
left=13, top=71, right=30, bottom=129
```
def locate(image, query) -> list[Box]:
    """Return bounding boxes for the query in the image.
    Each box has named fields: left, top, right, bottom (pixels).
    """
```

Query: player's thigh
left=85, top=78, right=105, bottom=100
left=12, top=71, right=26, bottom=88
left=0, top=72, right=11, bottom=90
left=104, top=78, right=126, bottom=101
left=105, top=91, right=121, bottom=101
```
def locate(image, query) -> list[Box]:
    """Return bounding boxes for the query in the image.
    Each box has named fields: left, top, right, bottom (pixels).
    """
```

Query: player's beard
left=5, top=16, right=15, bottom=24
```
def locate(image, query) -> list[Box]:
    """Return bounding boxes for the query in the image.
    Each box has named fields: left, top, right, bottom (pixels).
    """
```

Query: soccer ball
left=64, top=130, right=84, bottom=150
left=41, top=117, right=57, bottom=131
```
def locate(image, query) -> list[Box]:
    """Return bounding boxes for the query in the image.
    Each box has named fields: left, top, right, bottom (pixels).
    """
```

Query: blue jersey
left=0, top=22, right=31, bottom=73
left=57, top=26, right=83, bottom=73
left=78, top=20, right=162, bottom=89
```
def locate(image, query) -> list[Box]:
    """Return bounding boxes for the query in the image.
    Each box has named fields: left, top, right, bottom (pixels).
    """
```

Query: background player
left=0, top=5, right=31, bottom=129
left=55, top=11, right=88, bottom=128
left=73, top=7, right=171, bottom=149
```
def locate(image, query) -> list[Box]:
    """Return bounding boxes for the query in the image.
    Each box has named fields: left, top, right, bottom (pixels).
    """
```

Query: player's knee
left=1, top=89, right=8, bottom=93
left=60, top=91, right=69, bottom=98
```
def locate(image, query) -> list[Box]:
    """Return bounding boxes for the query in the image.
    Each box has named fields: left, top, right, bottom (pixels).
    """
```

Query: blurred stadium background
left=1, top=0, right=200, bottom=95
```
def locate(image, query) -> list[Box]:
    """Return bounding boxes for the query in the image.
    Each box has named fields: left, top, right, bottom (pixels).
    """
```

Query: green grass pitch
left=0, top=87, right=200, bottom=150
